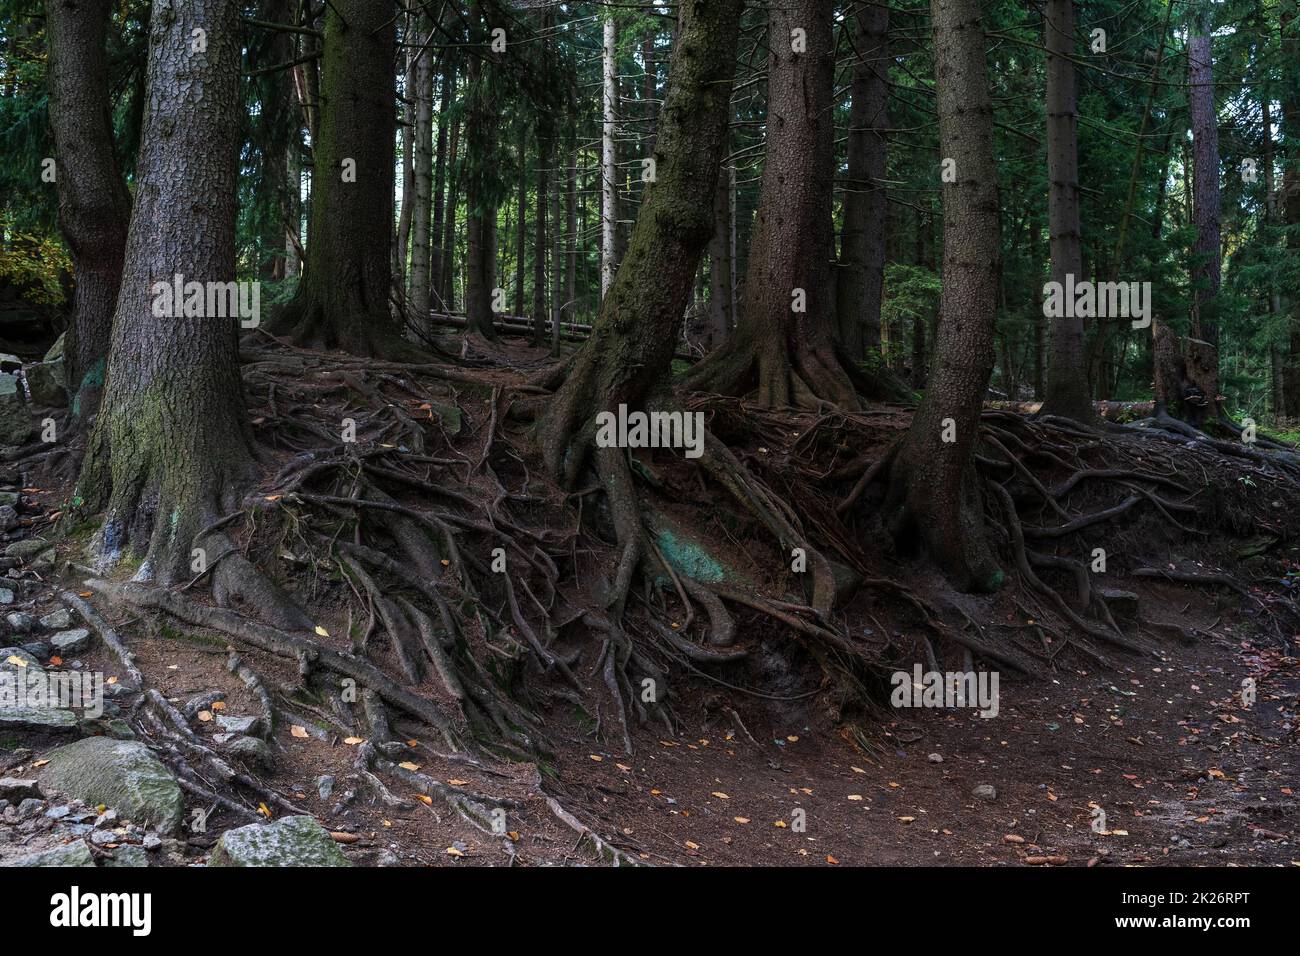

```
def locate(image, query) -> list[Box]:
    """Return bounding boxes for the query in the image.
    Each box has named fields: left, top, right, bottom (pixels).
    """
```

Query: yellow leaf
left=711, top=791, right=730, bottom=800
left=399, top=761, right=421, bottom=771
left=589, top=754, right=603, bottom=762
left=211, top=701, right=226, bottom=711
left=415, top=795, right=434, bottom=806
left=343, top=736, right=364, bottom=745
left=684, top=840, right=700, bottom=850
left=407, top=739, right=419, bottom=748
left=291, top=725, right=309, bottom=738
left=847, top=794, right=863, bottom=801
left=448, top=779, right=468, bottom=786
left=258, top=803, right=272, bottom=818
left=106, top=676, right=117, bottom=685
left=733, top=817, right=750, bottom=824
left=314, top=625, right=329, bottom=637
left=826, top=855, right=839, bottom=865
left=445, top=846, right=465, bottom=857
left=774, top=820, right=788, bottom=828
left=32, top=759, right=48, bottom=769
left=5, top=655, right=27, bottom=668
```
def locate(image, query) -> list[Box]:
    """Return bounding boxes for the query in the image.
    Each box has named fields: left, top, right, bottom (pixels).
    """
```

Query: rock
left=20, top=642, right=52, bottom=662
left=215, top=714, right=266, bottom=738
left=207, top=815, right=350, bottom=867
left=927, top=753, right=944, bottom=764
left=45, top=805, right=72, bottom=820
left=142, top=833, right=162, bottom=851
left=0, top=705, right=78, bottom=732
left=0, top=373, right=33, bottom=446
left=1, top=840, right=95, bottom=867
left=4, top=611, right=35, bottom=633
left=38, top=737, right=183, bottom=835
left=5, top=538, right=49, bottom=559
left=50, top=628, right=92, bottom=655
left=39, top=608, right=73, bottom=630
left=224, top=736, right=273, bottom=769
left=94, top=808, right=119, bottom=829
left=102, top=844, right=149, bottom=867
left=1, top=646, right=42, bottom=671
left=0, top=506, right=18, bottom=532
left=0, top=777, right=42, bottom=801
left=16, top=797, right=44, bottom=819
left=25, top=360, right=66, bottom=408
left=972, top=784, right=998, bottom=803
left=316, top=775, right=334, bottom=800
left=43, top=333, right=66, bottom=364
left=0, top=587, right=12, bottom=604
left=1099, top=588, right=1140, bottom=620
left=0, top=491, right=18, bottom=506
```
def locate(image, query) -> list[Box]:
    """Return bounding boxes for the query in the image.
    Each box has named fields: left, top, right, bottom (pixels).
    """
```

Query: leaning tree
left=879, top=0, right=1004, bottom=592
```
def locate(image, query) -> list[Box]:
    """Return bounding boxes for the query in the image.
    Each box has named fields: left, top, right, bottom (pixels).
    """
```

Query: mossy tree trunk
left=75, top=0, right=253, bottom=585
left=44, top=0, right=131, bottom=422
left=267, top=0, right=404, bottom=355
left=538, top=0, right=744, bottom=480
left=881, top=0, right=1003, bottom=593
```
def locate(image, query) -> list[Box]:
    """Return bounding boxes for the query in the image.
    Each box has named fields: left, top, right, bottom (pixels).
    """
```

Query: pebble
left=39, top=608, right=73, bottom=630
left=316, top=775, right=335, bottom=800
left=972, top=784, right=998, bottom=802
left=50, top=628, right=92, bottom=655
left=927, top=753, right=944, bottom=764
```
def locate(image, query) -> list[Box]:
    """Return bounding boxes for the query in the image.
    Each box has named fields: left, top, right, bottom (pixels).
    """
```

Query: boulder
left=25, top=360, right=66, bottom=408
left=38, top=737, right=183, bottom=835
left=43, top=333, right=65, bottom=364
left=50, top=628, right=92, bottom=655
left=102, top=845, right=150, bottom=868
left=0, top=777, right=42, bottom=801
left=5, top=538, right=49, bottom=559
left=0, top=705, right=78, bottom=733
left=0, top=372, right=33, bottom=447
left=207, top=815, right=349, bottom=867
left=39, top=608, right=73, bottom=630
left=1, top=840, right=95, bottom=867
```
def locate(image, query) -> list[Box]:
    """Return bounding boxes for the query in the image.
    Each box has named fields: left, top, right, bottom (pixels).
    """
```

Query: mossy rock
left=207, top=815, right=349, bottom=867
left=38, top=737, right=183, bottom=835
left=2, top=840, right=95, bottom=867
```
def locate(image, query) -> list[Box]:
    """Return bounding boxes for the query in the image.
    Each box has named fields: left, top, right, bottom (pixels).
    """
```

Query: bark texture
left=684, top=0, right=858, bottom=409
left=267, top=0, right=403, bottom=355
left=881, top=0, right=1002, bottom=592
left=835, top=0, right=889, bottom=359
left=1039, top=0, right=1092, bottom=422
left=76, top=0, right=253, bottom=584
left=44, top=0, right=131, bottom=420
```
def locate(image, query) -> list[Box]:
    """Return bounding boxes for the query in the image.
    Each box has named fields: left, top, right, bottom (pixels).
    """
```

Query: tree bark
left=1188, top=17, right=1221, bottom=350
left=463, top=51, right=500, bottom=341
left=267, top=0, right=404, bottom=356
left=684, top=0, right=860, bottom=409
left=881, top=0, right=1002, bottom=592
left=408, top=18, right=435, bottom=337
left=708, top=164, right=733, bottom=346
left=75, top=0, right=252, bottom=584
left=836, top=0, right=888, bottom=360
left=1040, top=0, right=1092, bottom=422
left=430, top=55, right=454, bottom=311
left=601, top=14, right=619, bottom=299
left=1282, top=2, right=1300, bottom=417
left=44, top=0, right=131, bottom=422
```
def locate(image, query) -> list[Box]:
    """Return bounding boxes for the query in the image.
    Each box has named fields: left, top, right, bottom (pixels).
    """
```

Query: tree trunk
left=565, top=141, right=578, bottom=322
left=684, top=0, right=861, bottom=409
left=601, top=14, right=619, bottom=299
left=1040, top=0, right=1092, bottom=421
left=75, top=0, right=252, bottom=584
left=708, top=165, right=733, bottom=346
left=881, top=0, right=1002, bottom=592
left=1188, top=17, right=1221, bottom=350
left=268, top=0, right=403, bottom=355
left=538, top=0, right=744, bottom=477
left=1282, top=3, right=1300, bottom=417
left=463, top=51, right=500, bottom=341
left=441, top=119, right=461, bottom=313
left=408, top=19, right=435, bottom=338
left=533, top=124, right=551, bottom=346
left=430, top=55, right=454, bottom=311
left=44, top=0, right=131, bottom=422
left=514, top=126, right=528, bottom=322
left=835, top=0, right=888, bottom=359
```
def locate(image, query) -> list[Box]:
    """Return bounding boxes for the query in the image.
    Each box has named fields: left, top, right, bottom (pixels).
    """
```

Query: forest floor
left=2, top=333, right=1298, bottom=867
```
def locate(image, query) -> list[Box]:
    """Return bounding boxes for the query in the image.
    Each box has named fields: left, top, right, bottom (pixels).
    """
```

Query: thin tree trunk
left=463, top=50, right=499, bottom=341
left=883, top=0, right=1002, bottom=592
left=565, top=142, right=578, bottom=324
left=1281, top=3, right=1300, bottom=417
left=1189, top=16, right=1221, bottom=348
left=409, top=19, right=435, bottom=337
left=1040, top=0, right=1091, bottom=421
left=441, top=119, right=461, bottom=312
left=601, top=14, right=619, bottom=298
left=430, top=56, right=453, bottom=311
left=836, top=0, right=889, bottom=359
left=43, top=0, right=131, bottom=422
left=533, top=124, right=551, bottom=345
left=708, top=165, right=733, bottom=345
left=396, top=14, right=416, bottom=288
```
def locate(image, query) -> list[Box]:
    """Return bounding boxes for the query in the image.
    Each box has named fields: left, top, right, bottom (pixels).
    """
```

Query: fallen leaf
left=197, top=711, right=213, bottom=722
left=343, top=736, right=364, bottom=745
left=415, top=795, right=433, bottom=806
left=257, top=803, right=272, bottom=818
left=399, top=761, right=421, bottom=771
left=448, top=779, right=469, bottom=786
left=313, top=625, right=329, bottom=637
left=711, top=791, right=730, bottom=800
left=826, top=855, right=839, bottom=865
left=445, top=846, right=465, bottom=857
left=211, top=701, right=226, bottom=711
left=290, top=725, right=309, bottom=738
left=734, top=817, right=750, bottom=824
left=1004, top=834, right=1025, bottom=844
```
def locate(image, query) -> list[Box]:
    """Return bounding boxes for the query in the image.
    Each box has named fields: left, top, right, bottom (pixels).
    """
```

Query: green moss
left=655, top=529, right=725, bottom=582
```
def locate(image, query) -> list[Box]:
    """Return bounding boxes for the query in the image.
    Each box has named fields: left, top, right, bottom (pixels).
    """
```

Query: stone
left=5, top=538, right=49, bottom=559
left=39, top=608, right=73, bottom=630
left=0, top=505, right=18, bottom=532
left=142, top=833, right=162, bottom=851
left=20, top=642, right=52, bottom=662
left=15, top=797, right=44, bottom=819
left=0, top=587, right=13, bottom=604
left=102, top=844, right=150, bottom=867
left=4, top=611, right=35, bottom=633
left=45, top=805, right=72, bottom=820
left=1, top=840, right=95, bottom=867
left=972, top=784, right=998, bottom=803
left=38, top=737, right=183, bottom=835
left=927, top=753, right=944, bottom=764
left=0, top=373, right=33, bottom=447
left=224, top=736, right=273, bottom=769
left=208, top=815, right=349, bottom=867
left=0, top=705, right=78, bottom=732
left=316, top=775, right=334, bottom=800
left=215, top=714, right=266, bottom=738
left=1099, top=588, right=1141, bottom=620
left=25, top=360, right=66, bottom=408
left=0, top=777, right=41, bottom=801
left=0, top=491, right=19, bottom=507
left=1, top=646, right=42, bottom=671
left=50, top=628, right=92, bottom=655
left=43, top=332, right=65, bottom=364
